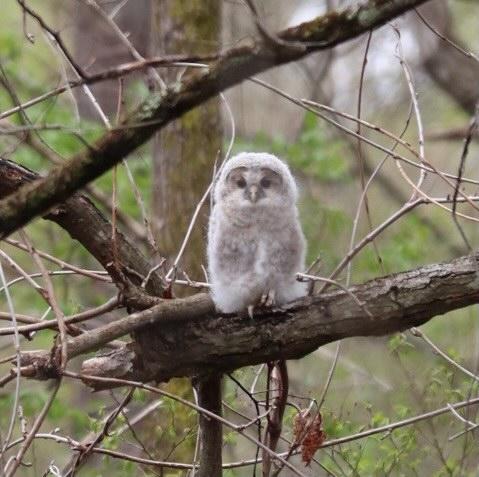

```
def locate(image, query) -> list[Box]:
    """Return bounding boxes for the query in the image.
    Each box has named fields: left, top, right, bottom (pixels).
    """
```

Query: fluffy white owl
left=207, top=152, right=307, bottom=313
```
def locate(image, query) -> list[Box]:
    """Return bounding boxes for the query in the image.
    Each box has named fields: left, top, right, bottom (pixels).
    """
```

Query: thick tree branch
left=109, top=252, right=479, bottom=383
left=18, top=252, right=479, bottom=387
left=0, top=158, right=163, bottom=298
left=0, top=0, right=428, bottom=238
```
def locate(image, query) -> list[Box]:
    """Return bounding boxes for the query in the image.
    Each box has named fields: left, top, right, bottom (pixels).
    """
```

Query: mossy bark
left=151, top=0, right=223, bottom=282
left=149, top=3, right=223, bottom=476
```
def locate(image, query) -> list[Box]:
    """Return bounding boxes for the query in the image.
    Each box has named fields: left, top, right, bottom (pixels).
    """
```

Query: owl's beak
left=246, top=184, right=260, bottom=203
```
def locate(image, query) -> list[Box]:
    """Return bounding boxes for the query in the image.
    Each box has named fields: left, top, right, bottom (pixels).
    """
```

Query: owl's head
left=214, top=152, right=298, bottom=210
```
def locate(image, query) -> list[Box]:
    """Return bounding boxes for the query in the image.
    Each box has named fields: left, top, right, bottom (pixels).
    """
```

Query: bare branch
left=0, top=158, right=164, bottom=299
left=0, top=0, right=429, bottom=238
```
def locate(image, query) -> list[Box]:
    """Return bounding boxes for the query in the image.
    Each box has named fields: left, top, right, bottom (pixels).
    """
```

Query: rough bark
left=0, top=0, right=429, bottom=239
left=55, top=252, right=476, bottom=388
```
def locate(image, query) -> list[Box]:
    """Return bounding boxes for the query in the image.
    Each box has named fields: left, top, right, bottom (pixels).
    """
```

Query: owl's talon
left=259, top=290, right=276, bottom=308
left=265, top=289, right=276, bottom=308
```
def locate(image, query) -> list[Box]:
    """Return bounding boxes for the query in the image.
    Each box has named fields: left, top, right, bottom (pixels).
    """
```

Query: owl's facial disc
left=225, top=166, right=284, bottom=207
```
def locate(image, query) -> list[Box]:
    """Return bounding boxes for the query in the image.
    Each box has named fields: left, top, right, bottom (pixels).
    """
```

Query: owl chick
left=207, top=152, right=307, bottom=314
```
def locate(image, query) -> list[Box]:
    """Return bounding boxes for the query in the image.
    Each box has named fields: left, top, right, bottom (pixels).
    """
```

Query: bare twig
left=415, top=8, right=479, bottom=63
left=4, top=379, right=61, bottom=477
left=451, top=102, right=479, bottom=250
left=63, top=371, right=308, bottom=477
left=78, top=0, right=166, bottom=90
left=410, top=327, right=479, bottom=383
left=0, top=296, right=119, bottom=337
left=0, top=0, right=431, bottom=238
left=0, top=261, right=22, bottom=465
left=16, top=0, right=87, bottom=78
left=19, top=232, right=68, bottom=369
left=65, top=387, right=135, bottom=475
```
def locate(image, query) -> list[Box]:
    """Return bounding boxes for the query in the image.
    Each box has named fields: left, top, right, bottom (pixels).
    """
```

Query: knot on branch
left=15, top=350, right=61, bottom=380
left=81, top=345, right=146, bottom=390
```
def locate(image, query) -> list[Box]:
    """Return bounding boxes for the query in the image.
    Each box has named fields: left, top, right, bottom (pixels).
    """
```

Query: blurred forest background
left=1, top=0, right=479, bottom=476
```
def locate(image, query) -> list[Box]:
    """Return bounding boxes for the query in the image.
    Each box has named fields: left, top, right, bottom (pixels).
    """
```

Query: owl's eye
left=237, top=178, right=247, bottom=188
left=260, top=177, right=271, bottom=189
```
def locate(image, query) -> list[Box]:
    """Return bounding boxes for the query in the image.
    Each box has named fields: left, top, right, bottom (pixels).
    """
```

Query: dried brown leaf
left=293, top=409, right=326, bottom=465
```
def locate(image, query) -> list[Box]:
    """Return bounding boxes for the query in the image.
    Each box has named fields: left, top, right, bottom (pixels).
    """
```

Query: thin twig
left=19, top=232, right=68, bottom=369
left=79, top=0, right=166, bottom=90
left=354, top=30, right=383, bottom=275
left=414, top=8, right=479, bottom=63
left=63, top=370, right=309, bottom=477
left=410, top=328, right=479, bottom=383
left=16, top=0, right=87, bottom=78
left=451, top=102, right=479, bottom=250
left=4, top=379, right=61, bottom=477
left=0, top=262, right=22, bottom=465
left=0, top=296, right=119, bottom=337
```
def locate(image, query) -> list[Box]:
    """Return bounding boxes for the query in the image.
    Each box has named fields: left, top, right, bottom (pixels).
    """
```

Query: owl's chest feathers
left=215, top=216, right=296, bottom=279
left=220, top=203, right=290, bottom=230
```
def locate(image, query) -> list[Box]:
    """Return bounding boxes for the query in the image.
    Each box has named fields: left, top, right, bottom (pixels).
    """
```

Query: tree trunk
left=72, top=0, right=151, bottom=118
left=418, top=2, right=479, bottom=115
left=151, top=0, right=223, bottom=281
left=150, top=2, right=224, bottom=474
left=195, top=374, right=223, bottom=477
